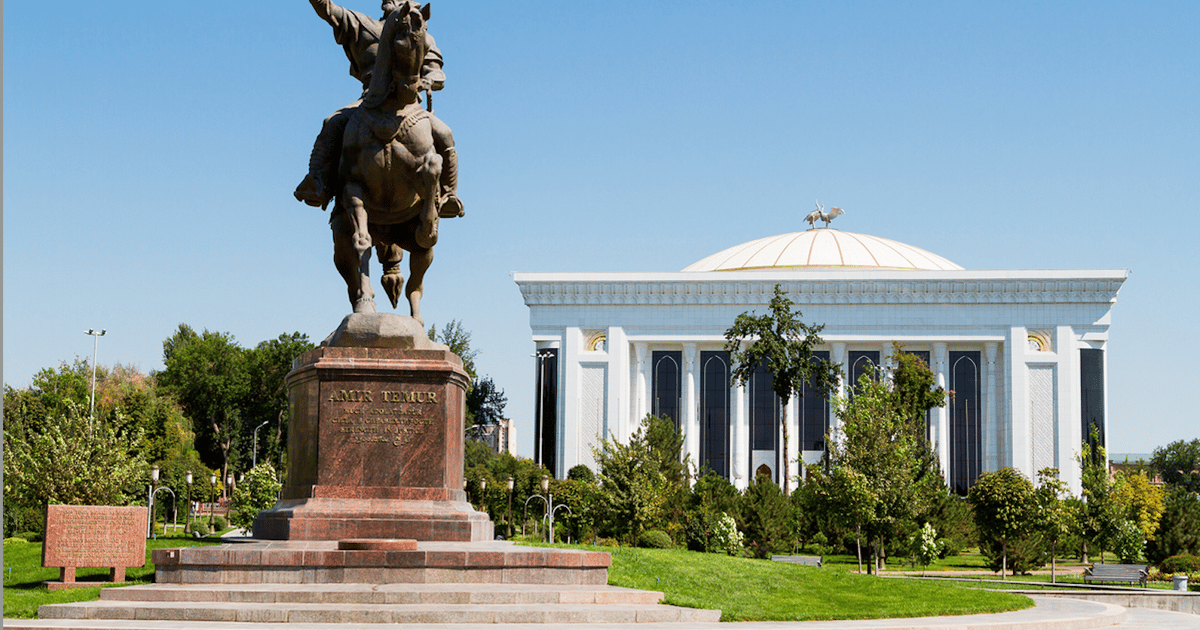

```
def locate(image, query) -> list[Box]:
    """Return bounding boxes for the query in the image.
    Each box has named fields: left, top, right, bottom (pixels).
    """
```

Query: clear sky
left=4, top=1, right=1198, bottom=458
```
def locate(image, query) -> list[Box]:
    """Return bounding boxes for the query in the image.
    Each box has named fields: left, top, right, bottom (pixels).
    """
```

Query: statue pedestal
left=254, top=339, right=491, bottom=541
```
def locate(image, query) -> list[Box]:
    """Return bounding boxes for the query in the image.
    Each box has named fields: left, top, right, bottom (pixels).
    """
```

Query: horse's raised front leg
left=413, top=152, right=442, bottom=249
left=341, top=184, right=376, bottom=313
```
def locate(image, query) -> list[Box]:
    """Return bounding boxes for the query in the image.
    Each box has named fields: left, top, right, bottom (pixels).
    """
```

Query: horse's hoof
left=353, top=298, right=377, bottom=314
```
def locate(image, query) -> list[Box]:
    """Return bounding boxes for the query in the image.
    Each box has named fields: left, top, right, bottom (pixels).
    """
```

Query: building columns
left=682, top=343, right=699, bottom=469
left=933, top=342, right=949, bottom=485
left=633, top=342, right=648, bottom=433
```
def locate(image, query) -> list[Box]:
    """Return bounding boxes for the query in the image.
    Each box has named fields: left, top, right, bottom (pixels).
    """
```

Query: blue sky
left=5, top=1, right=1198, bottom=457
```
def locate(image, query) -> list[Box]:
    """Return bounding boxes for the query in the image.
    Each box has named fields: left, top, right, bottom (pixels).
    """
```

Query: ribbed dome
left=683, top=230, right=963, bottom=272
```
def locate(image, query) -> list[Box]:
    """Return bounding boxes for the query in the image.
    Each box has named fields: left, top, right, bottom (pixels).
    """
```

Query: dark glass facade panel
left=949, top=351, right=981, bottom=496
left=535, top=349, right=559, bottom=476
left=652, top=351, right=682, bottom=429
left=849, top=350, right=880, bottom=393
left=749, top=359, right=779, bottom=455
left=799, top=351, right=831, bottom=451
left=1080, top=349, right=1106, bottom=453
left=699, top=351, right=731, bottom=477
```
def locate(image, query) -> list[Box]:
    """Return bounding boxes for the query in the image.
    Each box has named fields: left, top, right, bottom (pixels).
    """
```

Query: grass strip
left=528, top=543, right=1033, bottom=621
left=3, top=535, right=228, bottom=619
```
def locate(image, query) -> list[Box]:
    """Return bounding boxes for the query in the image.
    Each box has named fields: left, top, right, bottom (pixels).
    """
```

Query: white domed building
left=514, top=228, right=1127, bottom=495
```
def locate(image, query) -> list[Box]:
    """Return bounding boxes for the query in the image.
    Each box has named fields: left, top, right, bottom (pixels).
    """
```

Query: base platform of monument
left=152, top=540, right=611, bottom=585
left=252, top=493, right=492, bottom=541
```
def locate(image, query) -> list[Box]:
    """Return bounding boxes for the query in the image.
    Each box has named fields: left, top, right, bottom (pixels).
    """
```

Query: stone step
left=98, top=582, right=664, bottom=606
left=39, top=599, right=720, bottom=624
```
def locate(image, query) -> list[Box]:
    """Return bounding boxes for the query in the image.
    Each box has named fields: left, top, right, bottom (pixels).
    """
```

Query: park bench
left=771, top=555, right=823, bottom=568
left=1083, top=563, right=1149, bottom=587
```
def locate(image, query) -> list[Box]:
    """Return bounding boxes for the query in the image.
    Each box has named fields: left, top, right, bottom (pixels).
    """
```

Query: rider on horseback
left=295, top=0, right=463, bottom=219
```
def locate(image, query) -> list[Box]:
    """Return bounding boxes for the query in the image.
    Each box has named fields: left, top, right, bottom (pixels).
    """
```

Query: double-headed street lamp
left=524, top=474, right=571, bottom=543
left=146, top=465, right=160, bottom=538
left=84, top=329, right=106, bottom=426
left=184, top=470, right=193, bottom=534
left=506, top=476, right=515, bottom=539
left=209, top=473, right=218, bottom=529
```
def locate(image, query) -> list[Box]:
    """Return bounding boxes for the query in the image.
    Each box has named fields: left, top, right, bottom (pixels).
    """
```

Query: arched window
left=651, top=351, right=682, bottom=429
left=700, top=351, right=730, bottom=477
left=949, top=351, right=981, bottom=496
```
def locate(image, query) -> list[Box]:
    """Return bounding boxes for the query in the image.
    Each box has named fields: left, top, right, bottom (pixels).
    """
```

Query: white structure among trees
left=514, top=229, right=1127, bottom=496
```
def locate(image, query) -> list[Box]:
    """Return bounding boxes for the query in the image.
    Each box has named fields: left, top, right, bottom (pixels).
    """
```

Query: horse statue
left=804, top=201, right=845, bottom=229
left=330, top=2, right=454, bottom=323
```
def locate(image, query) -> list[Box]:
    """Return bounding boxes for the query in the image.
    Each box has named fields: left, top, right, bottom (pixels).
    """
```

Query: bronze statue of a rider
left=296, top=0, right=462, bottom=219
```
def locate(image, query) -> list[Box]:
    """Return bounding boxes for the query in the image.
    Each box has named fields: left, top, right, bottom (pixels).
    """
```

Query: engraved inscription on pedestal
left=319, top=384, right=447, bottom=488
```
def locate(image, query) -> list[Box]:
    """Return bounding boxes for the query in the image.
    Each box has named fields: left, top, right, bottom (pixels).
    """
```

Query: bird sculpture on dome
left=805, top=201, right=845, bottom=229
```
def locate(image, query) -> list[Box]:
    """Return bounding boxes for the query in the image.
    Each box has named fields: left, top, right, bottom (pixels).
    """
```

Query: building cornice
left=513, top=270, right=1128, bottom=307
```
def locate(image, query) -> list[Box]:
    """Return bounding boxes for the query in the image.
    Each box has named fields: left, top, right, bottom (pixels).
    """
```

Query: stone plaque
left=42, top=505, right=147, bottom=589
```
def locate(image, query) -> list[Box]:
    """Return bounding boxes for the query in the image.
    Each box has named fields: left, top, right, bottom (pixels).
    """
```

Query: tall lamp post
left=184, top=470, right=193, bottom=534
left=253, top=420, right=269, bottom=468
left=146, top=464, right=160, bottom=538
left=523, top=474, right=570, bottom=543
left=209, top=473, right=217, bottom=529
left=84, top=329, right=106, bottom=424
left=506, top=476, right=514, bottom=540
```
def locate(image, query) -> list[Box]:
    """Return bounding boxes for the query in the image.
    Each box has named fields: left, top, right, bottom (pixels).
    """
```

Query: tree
left=1111, top=471, right=1165, bottom=542
left=1150, top=439, right=1200, bottom=494
left=826, top=371, right=931, bottom=573
left=229, top=463, right=283, bottom=530
left=3, top=401, right=147, bottom=512
left=724, top=284, right=839, bottom=493
left=808, top=465, right=876, bottom=573
left=466, top=376, right=508, bottom=428
left=593, top=415, right=685, bottom=544
left=738, top=473, right=793, bottom=558
left=156, top=324, right=248, bottom=478
left=1146, top=488, right=1200, bottom=564
left=968, top=467, right=1034, bottom=578
left=1034, top=467, right=1076, bottom=583
left=1078, top=432, right=1122, bottom=563
left=427, top=320, right=478, bottom=380
left=242, top=333, right=315, bottom=471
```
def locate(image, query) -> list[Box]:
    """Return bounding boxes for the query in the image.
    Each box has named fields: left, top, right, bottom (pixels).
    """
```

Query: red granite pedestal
left=254, top=343, right=492, bottom=542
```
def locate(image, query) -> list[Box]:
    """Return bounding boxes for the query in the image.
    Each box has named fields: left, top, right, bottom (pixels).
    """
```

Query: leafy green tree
left=4, top=401, right=147, bottom=512
left=1150, top=439, right=1200, bottom=493
left=809, top=465, right=878, bottom=573
left=466, top=376, right=507, bottom=428
left=911, top=522, right=938, bottom=576
left=724, top=284, right=839, bottom=493
left=1111, top=471, right=1165, bottom=542
left=241, top=333, right=314, bottom=472
left=1146, top=488, right=1200, bottom=564
left=1078, top=432, right=1121, bottom=563
left=229, top=463, right=283, bottom=530
left=156, top=324, right=248, bottom=478
left=738, top=473, right=793, bottom=557
left=427, top=320, right=478, bottom=380
left=1034, top=467, right=1076, bottom=582
left=968, top=467, right=1034, bottom=578
left=827, top=370, right=934, bottom=573
left=593, top=415, right=683, bottom=544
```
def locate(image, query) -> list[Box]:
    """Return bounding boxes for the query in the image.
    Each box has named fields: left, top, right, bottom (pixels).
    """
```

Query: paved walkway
left=11, top=595, right=1198, bottom=629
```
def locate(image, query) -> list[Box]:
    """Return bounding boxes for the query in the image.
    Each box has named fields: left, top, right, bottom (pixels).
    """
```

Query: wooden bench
left=771, top=555, right=823, bottom=568
left=1083, top=563, right=1149, bottom=587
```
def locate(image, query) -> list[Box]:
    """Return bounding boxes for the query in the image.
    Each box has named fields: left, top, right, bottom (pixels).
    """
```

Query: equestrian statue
left=296, top=1, right=462, bottom=323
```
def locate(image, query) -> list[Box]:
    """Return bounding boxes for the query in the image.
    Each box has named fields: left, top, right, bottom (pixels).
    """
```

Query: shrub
left=212, top=515, right=228, bottom=531
left=1110, top=518, right=1146, bottom=564
left=192, top=521, right=210, bottom=536
left=15, top=531, right=42, bottom=543
left=981, top=535, right=1047, bottom=575
left=739, top=475, right=792, bottom=557
left=1161, top=555, right=1200, bottom=575
left=638, top=529, right=673, bottom=549
left=230, top=464, right=283, bottom=530
left=1147, top=489, right=1200, bottom=564
left=712, top=512, right=744, bottom=556
left=596, top=537, right=619, bottom=547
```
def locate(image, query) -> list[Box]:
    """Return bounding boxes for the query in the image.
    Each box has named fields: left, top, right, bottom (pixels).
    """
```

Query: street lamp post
left=523, top=474, right=569, bottom=543
left=184, top=470, right=193, bottom=534
left=84, top=329, right=106, bottom=429
left=209, top=473, right=217, bottom=529
left=146, top=465, right=160, bottom=538
left=253, top=420, right=269, bottom=468
left=506, top=476, right=514, bottom=540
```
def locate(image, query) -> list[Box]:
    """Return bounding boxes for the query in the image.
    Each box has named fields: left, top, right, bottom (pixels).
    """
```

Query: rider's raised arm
left=309, top=0, right=349, bottom=28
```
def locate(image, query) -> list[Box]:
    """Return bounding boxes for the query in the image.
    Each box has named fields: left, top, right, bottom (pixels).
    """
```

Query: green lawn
left=529, top=543, right=1033, bottom=622
left=3, top=534, right=229, bottom=619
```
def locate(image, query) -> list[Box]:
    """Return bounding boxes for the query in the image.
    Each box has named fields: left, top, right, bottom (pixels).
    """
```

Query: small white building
left=514, top=229, right=1127, bottom=496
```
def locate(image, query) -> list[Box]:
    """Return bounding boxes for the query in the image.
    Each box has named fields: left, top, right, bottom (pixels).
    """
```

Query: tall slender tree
left=724, top=284, right=839, bottom=493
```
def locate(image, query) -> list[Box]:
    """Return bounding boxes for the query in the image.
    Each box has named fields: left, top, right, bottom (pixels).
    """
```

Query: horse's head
left=363, top=2, right=431, bottom=109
